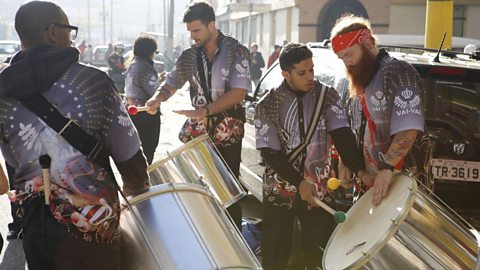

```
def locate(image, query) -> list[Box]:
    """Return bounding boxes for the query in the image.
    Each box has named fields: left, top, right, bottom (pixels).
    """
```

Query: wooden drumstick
left=313, top=197, right=347, bottom=223
left=39, top=155, right=51, bottom=205
left=127, top=105, right=149, bottom=115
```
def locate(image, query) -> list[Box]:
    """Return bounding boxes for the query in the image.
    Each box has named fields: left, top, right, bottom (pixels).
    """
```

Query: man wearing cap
left=330, top=15, right=428, bottom=206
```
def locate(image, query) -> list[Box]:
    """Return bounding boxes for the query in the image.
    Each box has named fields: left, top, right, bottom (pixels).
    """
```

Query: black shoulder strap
left=20, top=94, right=110, bottom=168
left=287, top=84, right=327, bottom=163
left=196, top=48, right=212, bottom=103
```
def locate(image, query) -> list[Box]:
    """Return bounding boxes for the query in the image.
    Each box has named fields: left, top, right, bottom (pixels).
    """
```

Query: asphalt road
left=0, top=86, right=265, bottom=269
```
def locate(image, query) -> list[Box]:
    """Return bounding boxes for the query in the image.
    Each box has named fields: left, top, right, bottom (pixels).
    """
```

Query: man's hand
left=145, top=92, right=162, bottom=115
left=372, top=169, right=393, bottom=206
left=174, top=107, right=207, bottom=120
left=298, top=180, right=317, bottom=206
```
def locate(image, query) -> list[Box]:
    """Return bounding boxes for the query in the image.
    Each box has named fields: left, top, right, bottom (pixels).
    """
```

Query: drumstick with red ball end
left=39, top=155, right=51, bottom=205
left=127, top=105, right=149, bottom=115
left=313, top=197, right=347, bottom=224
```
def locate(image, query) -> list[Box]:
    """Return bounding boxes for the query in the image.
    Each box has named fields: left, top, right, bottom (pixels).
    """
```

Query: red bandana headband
left=331, top=28, right=372, bottom=53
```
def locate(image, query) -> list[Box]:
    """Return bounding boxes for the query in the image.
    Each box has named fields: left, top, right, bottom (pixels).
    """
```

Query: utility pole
left=87, top=0, right=91, bottom=42
left=110, top=0, right=114, bottom=43
left=102, top=0, right=106, bottom=44
left=163, top=0, right=167, bottom=53
left=167, top=0, right=174, bottom=58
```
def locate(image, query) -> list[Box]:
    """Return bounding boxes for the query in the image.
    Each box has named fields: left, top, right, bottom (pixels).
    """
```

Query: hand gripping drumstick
left=313, top=196, right=347, bottom=224
left=127, top=105, right=149, bottom=115
left=39, top=155, right=51, bottom=205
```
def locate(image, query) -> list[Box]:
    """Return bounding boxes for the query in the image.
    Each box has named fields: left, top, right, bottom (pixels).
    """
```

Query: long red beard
left=346, top=45, right=377, bottom=97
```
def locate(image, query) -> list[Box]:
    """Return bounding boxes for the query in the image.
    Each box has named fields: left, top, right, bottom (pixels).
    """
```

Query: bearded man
left=330, top=15, right=429, bottom=206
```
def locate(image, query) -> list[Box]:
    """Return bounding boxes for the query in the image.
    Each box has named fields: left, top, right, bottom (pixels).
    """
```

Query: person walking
left=250, top=43, right=265, bottom=86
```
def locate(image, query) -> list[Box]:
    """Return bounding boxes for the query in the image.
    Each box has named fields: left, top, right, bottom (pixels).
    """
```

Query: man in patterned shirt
left=146, top=2, right=251, bottom=229
left=0, top=2, right=149, bottom=269
left=255, top=43, right=367, bottom=270
left=330, top=15, right=427, bottom=206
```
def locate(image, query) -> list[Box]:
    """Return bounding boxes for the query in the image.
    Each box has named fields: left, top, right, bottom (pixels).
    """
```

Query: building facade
left=213, top=0, right=480, bottom=58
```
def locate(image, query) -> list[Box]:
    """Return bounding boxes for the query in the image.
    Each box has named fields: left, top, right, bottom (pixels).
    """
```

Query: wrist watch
left=378, top=160, right=395, bottom=171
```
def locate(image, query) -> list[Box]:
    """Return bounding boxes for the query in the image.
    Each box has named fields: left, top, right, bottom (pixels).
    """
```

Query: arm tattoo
left=384, top=130, right=417, bottom=165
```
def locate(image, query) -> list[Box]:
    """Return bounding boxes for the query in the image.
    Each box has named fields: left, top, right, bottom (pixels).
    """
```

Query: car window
left=255, top=47, right=348, bottom=99
left=0, top=44, right=20, bottom=54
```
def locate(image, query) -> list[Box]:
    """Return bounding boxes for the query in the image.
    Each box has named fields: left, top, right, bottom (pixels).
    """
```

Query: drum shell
left=324, top=173, right=479, bottom=270
left=148, top=135, right=245, bottom=208
left=120, top=183, right=261, bottom=270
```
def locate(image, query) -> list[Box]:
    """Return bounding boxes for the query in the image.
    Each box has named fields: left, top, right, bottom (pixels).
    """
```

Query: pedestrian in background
left=250, top=43, right=265, bottom=86
left=124, top=36, right=162, bottom=164
left=267, top=44, right=281, bottom=69
left=108, top=42, right=126, bottom=93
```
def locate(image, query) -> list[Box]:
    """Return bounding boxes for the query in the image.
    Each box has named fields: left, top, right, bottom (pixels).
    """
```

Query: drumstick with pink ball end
left=313, top=197, right=347, bottom=224
left=128, top=105, right=149, bottom=115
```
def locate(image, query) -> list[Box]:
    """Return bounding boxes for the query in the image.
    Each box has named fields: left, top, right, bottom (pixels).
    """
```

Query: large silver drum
left=148, top=135, right=245, bottom=208
left=120, top=183, right=261, bottom=270
left=323, top=173, right=480, bottom=270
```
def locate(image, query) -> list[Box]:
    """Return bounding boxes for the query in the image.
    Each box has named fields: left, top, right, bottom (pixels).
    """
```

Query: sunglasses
left=46, top=23, right=79, bottom=41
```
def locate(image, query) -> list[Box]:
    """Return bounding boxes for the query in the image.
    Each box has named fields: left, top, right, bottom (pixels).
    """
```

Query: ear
left=44, top=24, right=57, bottom=45
left=281, top=70, right=289, bottom=79
left=208, top=21, right=215, bottom=31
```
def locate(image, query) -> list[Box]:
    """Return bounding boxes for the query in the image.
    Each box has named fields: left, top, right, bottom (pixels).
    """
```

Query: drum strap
left=287, top=84, right=327, bottom=163
left=20, top=94, right=111, bottom=169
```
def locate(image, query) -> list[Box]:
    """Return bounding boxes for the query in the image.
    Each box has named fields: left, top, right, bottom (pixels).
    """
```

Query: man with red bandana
left=330, top=15, right=428, bottom=206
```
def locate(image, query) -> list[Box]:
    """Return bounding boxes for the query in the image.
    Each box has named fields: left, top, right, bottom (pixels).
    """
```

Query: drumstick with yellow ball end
left=313, top=197, right=347, bottom=223
left=327, top=177, right=353, bottom=190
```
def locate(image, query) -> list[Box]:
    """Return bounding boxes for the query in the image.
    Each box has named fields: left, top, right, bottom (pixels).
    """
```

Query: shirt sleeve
left=323, top=87, right=350, bottom=132
left=387, top=62, right=425, bottom=135
left=101, top=79, right=142, bottom=162
left=254, top=99, right=282, bottom=151
left=228, top=47, right=252, bottom=93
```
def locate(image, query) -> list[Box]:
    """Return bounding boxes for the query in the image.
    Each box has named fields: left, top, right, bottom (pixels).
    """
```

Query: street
left=0, top=85, right=265, bottom=269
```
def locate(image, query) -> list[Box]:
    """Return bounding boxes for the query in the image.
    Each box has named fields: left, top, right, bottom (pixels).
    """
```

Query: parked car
left=246, top=42, right=480, bottom=223
left=0, top=40, right=21, bottom=64
left=91, top=45, right=108, bottom=67
left=123, top=50, right=165, bottom=74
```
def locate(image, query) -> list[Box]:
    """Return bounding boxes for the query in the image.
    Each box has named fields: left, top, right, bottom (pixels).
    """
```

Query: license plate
left=430, top=159, right=480, bottom=182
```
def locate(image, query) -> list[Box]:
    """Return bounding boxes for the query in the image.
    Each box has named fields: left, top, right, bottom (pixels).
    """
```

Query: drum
left=120, top=183, right=262, bottom=270
left=148, top=135, right=245, bottom=208
left=323, top=173, right=480, bottom=270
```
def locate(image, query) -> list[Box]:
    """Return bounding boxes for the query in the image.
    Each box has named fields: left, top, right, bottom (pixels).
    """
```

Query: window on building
left=453, top=5, right=466, bottom=37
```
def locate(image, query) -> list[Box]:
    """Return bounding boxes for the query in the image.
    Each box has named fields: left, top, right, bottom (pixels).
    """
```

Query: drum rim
left=147, top=134, right=211, bottom=173
left=124, top=183, right=211, bottom=205
left=323, top=172, right=419, bottom=269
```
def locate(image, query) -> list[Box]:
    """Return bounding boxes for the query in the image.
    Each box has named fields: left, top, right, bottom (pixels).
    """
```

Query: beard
left=346, top=45, right=378, bottom=96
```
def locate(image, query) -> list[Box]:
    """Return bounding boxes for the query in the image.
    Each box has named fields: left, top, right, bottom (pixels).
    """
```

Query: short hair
left=330, top=14, right=372, bottom=40
left=279, top=43, right=313, bottom=72
left=15, top=1, right=64, bottom=47
left=133, top=36, right=158, bottom=58
left=183, top=2, right=215, bottom=25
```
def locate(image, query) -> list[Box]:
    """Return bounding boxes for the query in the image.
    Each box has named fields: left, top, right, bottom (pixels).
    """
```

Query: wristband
left=378, top=160, right=395, bottom=171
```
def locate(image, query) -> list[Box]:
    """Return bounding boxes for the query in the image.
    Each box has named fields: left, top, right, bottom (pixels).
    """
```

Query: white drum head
left=323, top=173, right=418, bottom=270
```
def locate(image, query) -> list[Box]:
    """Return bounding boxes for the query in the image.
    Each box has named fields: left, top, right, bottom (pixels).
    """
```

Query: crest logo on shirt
left=221, top=68, right=229, bottom=81
left=370, top=91, right=387, bottom=112
left=331, top=100, right=346, bottom=119
left=235, top=59, right=250, bottom=78
left=394, top=89, right=421, bottom=116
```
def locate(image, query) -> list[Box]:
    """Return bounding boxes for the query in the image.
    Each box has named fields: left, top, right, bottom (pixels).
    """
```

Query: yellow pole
left=425, top=0, right=453, bottom=50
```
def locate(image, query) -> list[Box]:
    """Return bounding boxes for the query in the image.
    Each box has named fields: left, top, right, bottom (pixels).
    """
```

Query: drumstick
left=313, top=197, right=347, bottom=223
left=6, top=186, right=45, bottom=203
left=327, top=177, right=354, bottom=191
left=127, top=105, right=149, bottom=115
left=39, top=155, right=51, bottom=205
